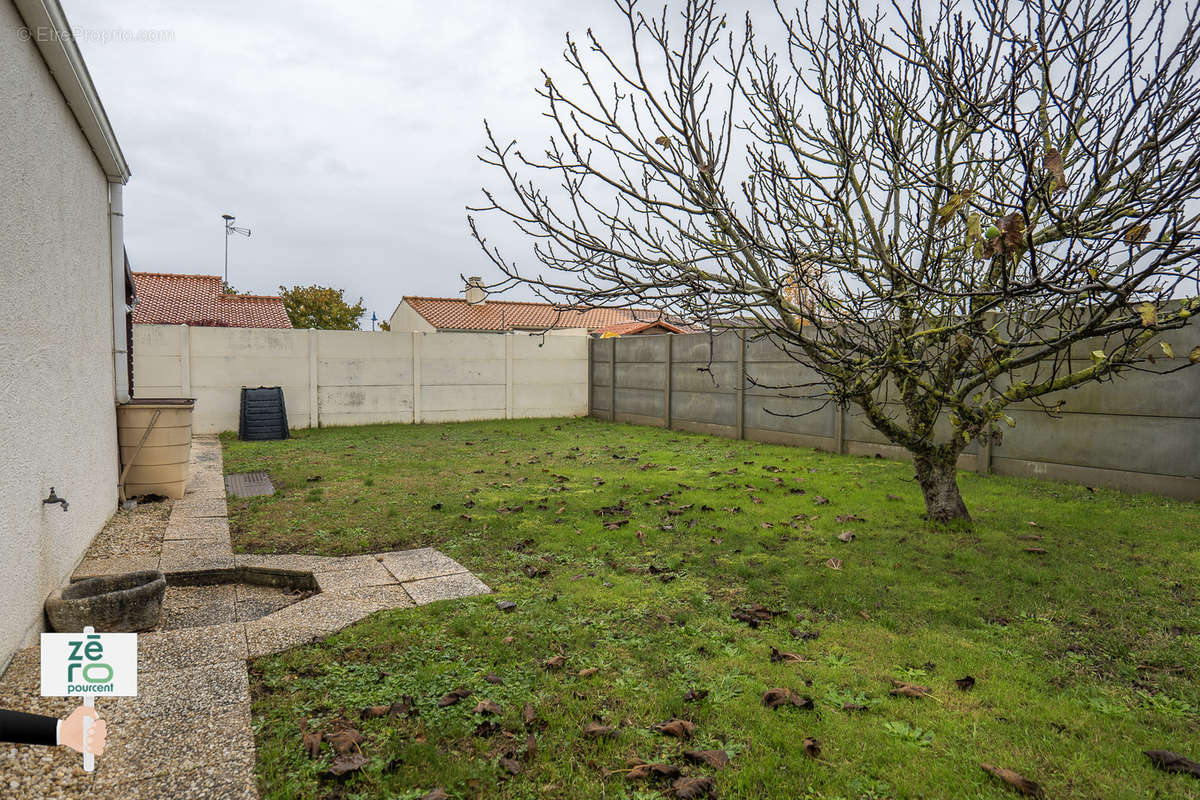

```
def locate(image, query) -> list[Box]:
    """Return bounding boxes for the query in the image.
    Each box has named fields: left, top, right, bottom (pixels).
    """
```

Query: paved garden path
left=0, top=436, right=489, bottom=799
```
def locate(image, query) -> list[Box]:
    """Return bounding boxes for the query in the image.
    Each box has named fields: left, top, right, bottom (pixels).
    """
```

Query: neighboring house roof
left=13, top=0, right=129, bottom=182
left=132, top=273, right=292, bottom=328
left=399, top=296, right=687, bottom=333
left=592, top=320, right=688, bottom=337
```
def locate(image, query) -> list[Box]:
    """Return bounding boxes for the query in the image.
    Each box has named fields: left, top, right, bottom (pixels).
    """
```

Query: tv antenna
left=221, top=213, right=251, bottom=285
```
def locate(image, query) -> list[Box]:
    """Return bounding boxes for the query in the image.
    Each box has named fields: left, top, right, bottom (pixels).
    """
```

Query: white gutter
left=12, top=0, right=131, bottom=183
left=110, top=183, right=130, bottom=403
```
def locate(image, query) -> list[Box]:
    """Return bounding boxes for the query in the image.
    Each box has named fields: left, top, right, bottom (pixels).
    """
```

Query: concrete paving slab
left=169, top=495, right=228, bottom=519
left=96, top=703, right=254, bottom=787
left=325, top=584, right=416, bottom=613
left=379, top=547, right=471, bottom=582
left=402, top=571, right=491, bottom=605
left=314, top=559, right=399, bottom=591
left=124, top=661, right=248, bottom=720
left=162, top=517, right=229, bottom=541
left=112, top=762, right=258, bottom=800
left=138, top=623, right=248, bottom=672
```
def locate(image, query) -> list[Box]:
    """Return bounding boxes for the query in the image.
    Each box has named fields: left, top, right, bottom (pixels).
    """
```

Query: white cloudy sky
left=63, top=0, right=767, bottom=322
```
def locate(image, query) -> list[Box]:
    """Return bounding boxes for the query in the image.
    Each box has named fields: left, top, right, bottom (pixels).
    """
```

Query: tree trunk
left=912, top=452, right=970, bottom=521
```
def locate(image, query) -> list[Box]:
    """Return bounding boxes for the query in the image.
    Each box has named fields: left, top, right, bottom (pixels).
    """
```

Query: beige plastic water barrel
left=117, top=399, right=195, bottom=500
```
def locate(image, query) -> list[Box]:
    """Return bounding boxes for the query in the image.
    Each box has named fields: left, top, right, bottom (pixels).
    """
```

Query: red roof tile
left=400, top=296, right=684, bottom=333
left=591, top=320, right=687, bottom=336
left=132, top=273, right=292, bottom=328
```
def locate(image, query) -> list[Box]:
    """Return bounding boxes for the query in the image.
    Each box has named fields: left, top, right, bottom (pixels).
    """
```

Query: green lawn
left=222, top=418, right=1200, bottom=800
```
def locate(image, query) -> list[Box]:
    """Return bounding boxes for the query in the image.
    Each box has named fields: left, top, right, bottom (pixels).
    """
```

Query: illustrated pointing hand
left=60, top=706, right=106, bottom=756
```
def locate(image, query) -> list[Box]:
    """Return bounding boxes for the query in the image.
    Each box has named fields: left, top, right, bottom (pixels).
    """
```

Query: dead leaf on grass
left=420, top=790, right=449, bottom=800
left=837, top=531, right=855, bottom=542
left=825, top=558, right=843, bottom=570
left=955, top=675, right=976, bottom=691
left=890, top=680, right=933, bottom=699
left=360, top=705, right=389, bottom=719
left=300, top=720, right=322, bottom=759
left=653, top=718, right=696, bottom=739
left=483, top=672, right=503, bottom=684
left=473, top=700, right=502, bottom=716
left=762, top=688, right=814, bottom=709
left=543, top=654, right=566, bottom=670
left=770, top=646, right=811, bottom=664
left=1144, top=750, right=1200, bottom=778
left=684, top=688, right=709, bottom=702
left=732, top=602, right=786, bottom=627
left=981, top=764, right=1045, bottom=797
left=499, top=756, right=522, bottom=774
left=683, top=749, right=730, bottom=769
left=835, top=514, right=863, bottom=523
left=389, top=696, right=417, bottom=717
left=323, top=728, right=364, bottom=755
left=578, top=667, right=599, bottom=677
left=814, top=495, right=830, bottom=505
left=671, top=776, right=717, bottom=798
left=1023, top=547, right=1047, bottom=554
left=324, top=752, right=369, bottom=777
left=438, top=687, right=474, bottom=707
left=627, top=761, right=682, bottom=780
left=582, top=721, right=617, bottom=738
left=803, top=737, right=822, bottom=758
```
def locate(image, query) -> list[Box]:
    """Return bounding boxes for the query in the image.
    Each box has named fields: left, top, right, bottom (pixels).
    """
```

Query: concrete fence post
left=663, top=334, right=673, bottom=429
left=412, top=331, right=422, bottom=425
left=834, top=403, right=846, bottom=455
left=308, top=329, right=319, bottom=429
left=736, top=330, right=745, bottom=440
left=586, top=337, right=593, bottom=417
left=180, top=324, right=192, bottom=398
left=505, top=333, right=514, bottom=419
left=609, top=338, right=617, bottom=421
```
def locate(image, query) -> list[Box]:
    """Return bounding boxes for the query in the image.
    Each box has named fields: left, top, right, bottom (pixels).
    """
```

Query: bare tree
left=469, top=0, right=1200, bottom=520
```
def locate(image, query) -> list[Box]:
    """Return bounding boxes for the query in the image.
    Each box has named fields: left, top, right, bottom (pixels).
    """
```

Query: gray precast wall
left=590, top=329, right=1200, bottom=500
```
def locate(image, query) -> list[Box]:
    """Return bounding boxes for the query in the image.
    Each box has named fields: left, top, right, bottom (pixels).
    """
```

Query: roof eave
left=14, top=0, right=131, bottom=183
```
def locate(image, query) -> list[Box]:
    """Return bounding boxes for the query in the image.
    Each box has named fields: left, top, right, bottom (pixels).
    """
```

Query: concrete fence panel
left=590, top=331, right=1200, bottom=501
left=133, top=326, right=588, bottom=434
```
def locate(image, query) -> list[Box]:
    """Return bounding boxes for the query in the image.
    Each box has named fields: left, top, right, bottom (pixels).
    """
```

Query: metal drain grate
left=224, top=471, right=275, bottom=498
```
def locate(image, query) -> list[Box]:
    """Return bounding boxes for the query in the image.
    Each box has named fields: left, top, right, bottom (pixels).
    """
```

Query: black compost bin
left=239, top=386, right=289, bottom=441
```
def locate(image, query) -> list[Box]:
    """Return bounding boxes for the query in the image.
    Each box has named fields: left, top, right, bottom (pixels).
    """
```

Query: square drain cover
left=225, top=471, right=275, bottom=498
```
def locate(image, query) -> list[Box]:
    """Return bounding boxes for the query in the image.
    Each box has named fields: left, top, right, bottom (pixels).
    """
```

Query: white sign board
left=40, top=630, right=138, bottom=697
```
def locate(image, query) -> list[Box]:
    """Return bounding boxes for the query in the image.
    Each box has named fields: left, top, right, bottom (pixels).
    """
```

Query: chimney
left=465, top=276, right=486, bottom=305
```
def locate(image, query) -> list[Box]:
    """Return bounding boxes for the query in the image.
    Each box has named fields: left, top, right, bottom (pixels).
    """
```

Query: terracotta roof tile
left=132, top=273, right=292, bottom=328
left=401, top=296, right=684, bottom=333
left=591, top=320, right=687, bottom=336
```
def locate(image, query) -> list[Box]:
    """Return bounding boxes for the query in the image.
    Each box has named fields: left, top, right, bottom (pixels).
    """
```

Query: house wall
left=386, top=301, right=437, bottom=333
left=0, top=0, right=119, bottom=667
left=591, top=330, right=1200, bottom=501
left=133, top=326, right=590, bottom=433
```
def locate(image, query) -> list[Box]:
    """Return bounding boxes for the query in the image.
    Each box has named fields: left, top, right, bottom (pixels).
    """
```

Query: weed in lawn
left=882, top=719, right=934, bottom=747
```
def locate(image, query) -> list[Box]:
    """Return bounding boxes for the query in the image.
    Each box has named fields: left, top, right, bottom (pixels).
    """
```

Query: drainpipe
left=110, top=181, right=130, bottom=404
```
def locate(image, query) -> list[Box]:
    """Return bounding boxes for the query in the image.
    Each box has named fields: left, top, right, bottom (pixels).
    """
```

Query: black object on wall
left=238, top=387, right=289, bottom=441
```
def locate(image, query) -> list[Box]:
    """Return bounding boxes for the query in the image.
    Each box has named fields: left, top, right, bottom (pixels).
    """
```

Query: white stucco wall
left=387, top=301, right=437, bottom=332
left=0, top=1, right=120, bottom=668
left=133, top=326, right=590, bottom=433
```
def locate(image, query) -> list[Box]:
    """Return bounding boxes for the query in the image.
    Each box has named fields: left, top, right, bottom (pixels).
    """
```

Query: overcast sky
left=60, top=1, right=764, bottom=323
